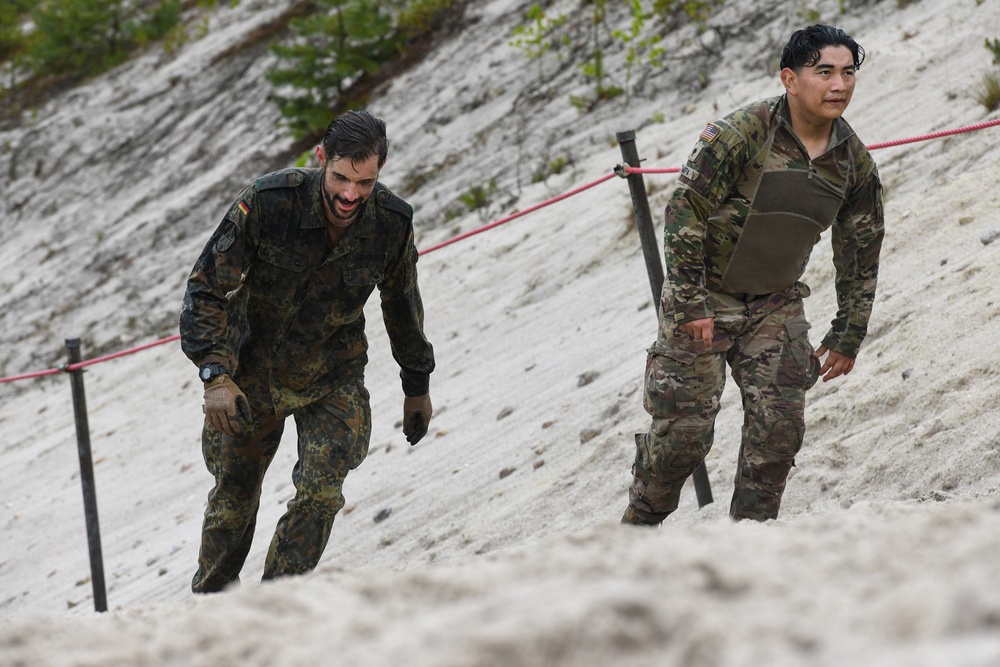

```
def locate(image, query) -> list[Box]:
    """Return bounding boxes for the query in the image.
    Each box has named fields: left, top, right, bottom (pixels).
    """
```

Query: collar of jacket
left=772, top=94, right=857, bottom=153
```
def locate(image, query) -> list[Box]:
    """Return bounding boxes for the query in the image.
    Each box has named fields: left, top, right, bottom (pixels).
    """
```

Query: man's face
left=317, top=149, right=380, bottom=228
left=784, top=45, right=857, bottom=124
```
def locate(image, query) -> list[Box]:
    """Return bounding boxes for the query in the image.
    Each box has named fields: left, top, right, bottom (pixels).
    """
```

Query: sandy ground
left=2, top=0, right=1000, bottom=664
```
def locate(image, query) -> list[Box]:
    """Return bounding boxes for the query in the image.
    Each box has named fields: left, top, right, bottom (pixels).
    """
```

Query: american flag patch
left=699, top=123, right=721, bottom=143
left=238, top=201, right=250, bottom=215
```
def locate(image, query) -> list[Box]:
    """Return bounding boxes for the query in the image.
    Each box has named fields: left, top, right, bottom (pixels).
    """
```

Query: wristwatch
left=199, top=363, right=229, bottom=383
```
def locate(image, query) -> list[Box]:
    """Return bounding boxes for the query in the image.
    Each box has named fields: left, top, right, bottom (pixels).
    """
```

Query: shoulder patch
left=256, top=169, right=306, bottom=191
left=699, top=123, right=722, bottom=143
left=215, top=221, right=239, bottom=253
left=374, top=185, right=413, bottom=221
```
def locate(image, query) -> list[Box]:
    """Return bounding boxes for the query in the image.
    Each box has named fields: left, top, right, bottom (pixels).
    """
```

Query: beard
left=321, top=178, right=366, bottom=228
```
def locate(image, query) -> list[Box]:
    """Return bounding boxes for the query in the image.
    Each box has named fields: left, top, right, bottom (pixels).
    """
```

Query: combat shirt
left=665, top=94, right=884, bottom=357
left=180, top=168, right=435, bottom=415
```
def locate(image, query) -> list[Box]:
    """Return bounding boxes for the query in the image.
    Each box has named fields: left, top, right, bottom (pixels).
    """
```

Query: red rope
left=0, top=367, right=64, bottom=384
left=2, top=117, right=997, bottom=384
left=418, top=172, right=618, bottom=255
left=0, top=334, right=181, bottom=384
left=628, top=117, right=1000, bottom=175
left=67, top=334, right=181, bottom=371
left=865, top=117, right=1000, bottom=150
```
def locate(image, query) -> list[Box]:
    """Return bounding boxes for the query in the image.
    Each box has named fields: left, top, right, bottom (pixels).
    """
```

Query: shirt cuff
left=400, top=369, right=430, bottom=397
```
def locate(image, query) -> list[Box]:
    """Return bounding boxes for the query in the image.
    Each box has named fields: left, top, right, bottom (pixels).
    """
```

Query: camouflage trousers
left=624, top=288, right=820, bottom=524
left=191, top=378, right=371, bottom=593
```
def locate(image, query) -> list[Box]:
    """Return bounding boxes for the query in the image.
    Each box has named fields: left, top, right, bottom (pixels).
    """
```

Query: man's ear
left=315, top=145, right=326, bottom=164
left=780, top=67, right=797, bottom=95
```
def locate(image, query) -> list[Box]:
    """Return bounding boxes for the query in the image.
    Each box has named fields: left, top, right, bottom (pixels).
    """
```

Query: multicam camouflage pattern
left=665, top=95, right=884, bottom=358
left=181, top=168, right=433, bottom=590
left=622, top=94, right=883, bottom=523
left=625, top=289, right=820, bottom=524
left=180, top=167, right=435, bottom=413
left=191, top=379, right=371, bottom=593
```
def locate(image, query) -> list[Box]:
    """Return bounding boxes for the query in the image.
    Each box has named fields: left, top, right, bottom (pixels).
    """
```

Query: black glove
left=204, top=376, right=252, bottom=436
left=402, top=394, right=432, bottom=445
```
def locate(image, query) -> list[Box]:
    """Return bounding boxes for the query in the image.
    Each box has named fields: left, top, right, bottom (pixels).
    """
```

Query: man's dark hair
left=322, top=110, right=388, bottom=168
left=780, top=24, right=865, bottom=72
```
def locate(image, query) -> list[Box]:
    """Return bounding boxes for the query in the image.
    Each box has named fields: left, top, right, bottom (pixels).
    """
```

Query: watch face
left=200, top=367, right=211, bottom=381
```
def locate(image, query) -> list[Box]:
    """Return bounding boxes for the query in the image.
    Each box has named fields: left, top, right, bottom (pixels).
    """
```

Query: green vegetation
left=577, top=0, right=623, bottom=107
left=29, top=0, right=180, bottom=77
left=987, top=37, right=1000, bottom=65
left=650, top=0, right=722, bottom=27
left=613, top=0, right=664, bottom=101
left=531, top=155, right=570, bottom=183
left=0, top=2, right=30, bottom=87
left=0, top=0, right=232, bottom=97
left=509, top=3, right=568, bottom=85
left=509, top=0, right=723, bottom=113
left=459, top=179, right=498, bottom=221
left=266, top=0, right=462, bottom=139
left=976, top=37, right=1000, bottom=112
left=267, top=0, right=401, bottom=138
left=974, top=73, right=1000, bottom=111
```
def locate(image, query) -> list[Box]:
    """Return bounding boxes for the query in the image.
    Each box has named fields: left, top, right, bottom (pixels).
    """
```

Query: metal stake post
left=616, top=131, right=713, bottom=509
left=65, top=338, right=108, bottom=612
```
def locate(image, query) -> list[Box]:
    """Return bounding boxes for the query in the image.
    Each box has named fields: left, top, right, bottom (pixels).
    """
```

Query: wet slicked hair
left=322, top=110, right=388, bottom=168
left=780, top=24, right=865, bottom=72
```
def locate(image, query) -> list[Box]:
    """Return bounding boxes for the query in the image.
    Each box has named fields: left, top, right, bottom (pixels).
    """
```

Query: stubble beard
left=322, top=179, right=363, bottom=229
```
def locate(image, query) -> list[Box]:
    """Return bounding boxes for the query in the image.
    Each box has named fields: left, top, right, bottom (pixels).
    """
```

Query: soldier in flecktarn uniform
left=180, top=111, right=435, bottom=592
left=622, top=25, right=884, bottom=525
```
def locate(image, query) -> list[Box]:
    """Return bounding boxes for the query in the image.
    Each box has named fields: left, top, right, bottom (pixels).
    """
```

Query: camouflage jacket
left=665, top=94, right=884, bottom=357
left=180, top=168, right=435, bottom=415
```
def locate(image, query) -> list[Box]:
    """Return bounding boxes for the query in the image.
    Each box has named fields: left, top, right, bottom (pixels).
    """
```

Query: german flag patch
left=238, top=201, right=250, bottom=215
left=699, top=123, right=722, bottom=143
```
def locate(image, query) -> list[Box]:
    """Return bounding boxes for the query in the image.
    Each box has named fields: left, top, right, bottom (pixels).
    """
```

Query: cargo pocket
left=782, top=316, right=820, bottom=390
left=319, top=383, right=371, bottom=471
left=642, top=343, right=699, bottom=419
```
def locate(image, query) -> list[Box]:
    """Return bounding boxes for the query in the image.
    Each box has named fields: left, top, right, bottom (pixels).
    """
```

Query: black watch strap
left=199, top=363, right=229, bottom=383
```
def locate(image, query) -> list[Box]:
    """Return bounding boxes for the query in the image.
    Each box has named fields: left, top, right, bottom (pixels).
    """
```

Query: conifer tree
left=0, top=0, right=29, bottom=88
left=266, top=0, right=405, bottom=138
left=28, top=0, right=180, bottom=78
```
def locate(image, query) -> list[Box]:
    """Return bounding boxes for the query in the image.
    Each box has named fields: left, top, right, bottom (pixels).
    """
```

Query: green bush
left=974, top=72, right=1000, bottom=112
left=267, top=0, right=460, bottom=139
left=27, top=0, right=181, bottom=78
left=0, top=1, right=30, bottom=87
left=509, top=3, right=568, bottom=85
left=987, top=37, right=1000, bottom=65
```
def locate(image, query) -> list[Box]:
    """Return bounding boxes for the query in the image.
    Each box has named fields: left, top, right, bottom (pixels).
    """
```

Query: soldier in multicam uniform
left=180, top=111, right=435, bottom=592
left=621, top=25, right=884, bottom=525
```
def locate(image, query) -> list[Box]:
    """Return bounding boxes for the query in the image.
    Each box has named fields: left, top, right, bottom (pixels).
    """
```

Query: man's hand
left=679, top=317, right=714, bottom=347
left=814, top=346, right=856, bottom=382
left=204, top=376, right=252, bottom=436
left=402, top=394, right=432, bottom=446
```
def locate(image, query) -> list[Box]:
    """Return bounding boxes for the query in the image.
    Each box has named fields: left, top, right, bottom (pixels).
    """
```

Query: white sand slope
left=1, top=0, right=999, bottom=664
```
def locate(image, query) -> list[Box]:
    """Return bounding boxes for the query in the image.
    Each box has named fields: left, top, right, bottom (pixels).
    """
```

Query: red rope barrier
left=67, top=334, right=181, bottom=371
left=626, top=117, right=1000, bottom=176
left=418, top=172, right=618, bottom=255
left=2, top=117, right=996, bottom=385
left=865, top=117, right=1000, bottom=150
left=0, top=367, right=64, bottom=384
left=0, top=334, right=181, bottom=385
